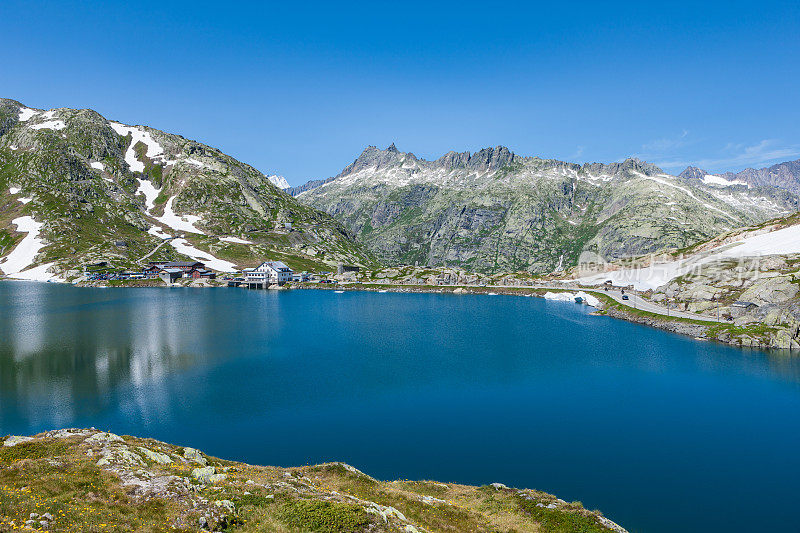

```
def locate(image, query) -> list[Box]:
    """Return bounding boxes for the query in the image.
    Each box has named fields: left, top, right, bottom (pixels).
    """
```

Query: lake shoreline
left=296, top=283, right=792, bottom=351
left=1, top=278, right=789, bottom=350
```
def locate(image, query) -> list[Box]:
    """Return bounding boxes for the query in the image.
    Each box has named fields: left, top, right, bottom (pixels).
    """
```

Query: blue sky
left=2, top=1, right=799, bottom=185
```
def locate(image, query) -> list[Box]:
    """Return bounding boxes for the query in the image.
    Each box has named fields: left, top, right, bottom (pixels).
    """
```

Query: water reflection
left=3, top=283, right=800, bottom=429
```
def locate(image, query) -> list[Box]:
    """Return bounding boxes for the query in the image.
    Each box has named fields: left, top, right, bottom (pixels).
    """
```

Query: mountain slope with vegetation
left=0, top=429, right=627, bottom=533
left=0, top=98, right=376, bottom=281
left=296, top=145, right=797, bottom=274
left=566, top=211, right=800, bottom=349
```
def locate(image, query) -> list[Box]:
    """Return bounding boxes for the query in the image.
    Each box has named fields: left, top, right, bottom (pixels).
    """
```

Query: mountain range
left=294, top=144, right=798, bottom=273
left=2, top=97, right=800, bottom=280
left=679, top=159, right=800, bottom=194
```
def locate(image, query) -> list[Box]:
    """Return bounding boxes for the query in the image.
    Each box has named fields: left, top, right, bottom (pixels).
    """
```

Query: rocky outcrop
left=0, top=429, right=627, bottom=532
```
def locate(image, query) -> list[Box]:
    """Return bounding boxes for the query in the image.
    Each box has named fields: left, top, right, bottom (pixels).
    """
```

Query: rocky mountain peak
left=432, top=146, right=516, bottom=171
left=468, top=146, right=516, bottom=171
left=580, top=157, right=664, bottom=178
left=679, top=166, right=708, bottom=180
left=338, top=145, right=406, bottom=177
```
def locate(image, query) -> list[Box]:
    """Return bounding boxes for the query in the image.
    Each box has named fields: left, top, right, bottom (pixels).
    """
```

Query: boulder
left=3, top=436, right=34, bottom=447
left=138, top=447, right=173, bottom=464
left=192, top=466, right=216, bottom=483
left=214, top=500, right=235, bottom=513
left=85, top=432, right=124, bottom=444
left=183, top=447, right=208, bottom=465
left=740, top=276, right=798, bottom=306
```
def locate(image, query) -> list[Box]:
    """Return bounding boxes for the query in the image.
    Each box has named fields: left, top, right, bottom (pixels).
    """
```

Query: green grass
left=515, top=496, right=610, bottom=533
left=277, top=499, right=374, bottom=533
left=0, top=439, right=69, bottom=463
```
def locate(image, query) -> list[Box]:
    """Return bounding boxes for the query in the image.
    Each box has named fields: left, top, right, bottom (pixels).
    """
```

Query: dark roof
left=161, top=268, right=182, bottom=274
left=164, top=261, right=203, bottom=268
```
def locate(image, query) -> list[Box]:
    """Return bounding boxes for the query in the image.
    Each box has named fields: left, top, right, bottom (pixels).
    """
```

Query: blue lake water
left=2, top=282, right=800, bottom=532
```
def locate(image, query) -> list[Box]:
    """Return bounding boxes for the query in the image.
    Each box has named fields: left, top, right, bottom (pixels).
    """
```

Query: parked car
left=622, top=295, right=629, bottom=300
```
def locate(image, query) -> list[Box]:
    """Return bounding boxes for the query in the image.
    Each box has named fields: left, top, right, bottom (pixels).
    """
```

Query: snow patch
left=9, top=187, right=20, bottom=194
left=18, top=108, right=38, bottom=121
left=266, top=174, right=290, bottom=189
left=30, top=120, right=66, bottom=131
left=544, top=291, right=600, bottom=307
left=0, top=216, right=57, bottom=281
left=184, top=158, right=207, bottom=169
left=91, top=161, right=105, bottom=171
left=219, top=236, right=253, bottom=245
left=18, top=197, right=32, bottom=204
left=169, top=238, right=236, bottom=272
left=10, top=145, right=18, bottom=151
left=109, top=122, right=164, bottom=173
left=702, top=174, right=749, bottom=188
left=136, top=178, right=161, bottom=213
left=155, top=196, right=205, bottom=234
left=148, top=226, right=172, bottom=239
left=576, top=223, right=800, bottom=290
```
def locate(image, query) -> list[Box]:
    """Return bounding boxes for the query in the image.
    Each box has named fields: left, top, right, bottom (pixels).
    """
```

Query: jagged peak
left=679, top=166, right=708, bottom=180
left=578, top=157, right=663, bottom=178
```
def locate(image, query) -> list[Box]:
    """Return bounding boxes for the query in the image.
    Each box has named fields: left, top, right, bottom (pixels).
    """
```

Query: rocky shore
left=0, top=429, right=627, bottom=532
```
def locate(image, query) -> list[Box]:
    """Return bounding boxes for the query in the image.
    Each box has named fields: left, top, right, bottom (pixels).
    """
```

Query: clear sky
left=2, top=1, right=799, bottom=185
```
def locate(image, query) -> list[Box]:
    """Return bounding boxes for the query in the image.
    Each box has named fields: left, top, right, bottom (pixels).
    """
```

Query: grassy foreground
left=0, top=430, right=627, bottom=532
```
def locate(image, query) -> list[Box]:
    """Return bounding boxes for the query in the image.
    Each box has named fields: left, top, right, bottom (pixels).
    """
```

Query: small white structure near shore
left=244, top=261, right=294, bottom=285
left=544, top=291, right=600, bottom=308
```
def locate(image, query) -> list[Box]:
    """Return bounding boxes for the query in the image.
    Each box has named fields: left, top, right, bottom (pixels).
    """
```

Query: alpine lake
left=2, top=282, right=800, bottom=533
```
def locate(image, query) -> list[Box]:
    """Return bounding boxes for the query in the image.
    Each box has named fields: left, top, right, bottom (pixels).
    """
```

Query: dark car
left=622, top=295, right=629, bottom=301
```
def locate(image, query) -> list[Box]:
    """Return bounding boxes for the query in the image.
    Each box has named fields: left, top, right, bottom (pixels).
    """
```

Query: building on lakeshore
left=145, top=261, right=208, bottom=279
left=244, top=261, right=294, bottom=285
left=159, top=268, right=183, bottom=283
left=190, top=268, right=216, bottom=280
left=162, top=261, right=204, bottom=273
left=290, top=271, right=311, bottom=282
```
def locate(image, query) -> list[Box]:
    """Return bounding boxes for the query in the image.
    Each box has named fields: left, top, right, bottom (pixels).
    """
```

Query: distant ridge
left=293, top=144, right=798, bottom=273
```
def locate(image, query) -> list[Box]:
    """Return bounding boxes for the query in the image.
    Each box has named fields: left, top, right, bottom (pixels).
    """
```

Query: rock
left=41, top=513, right=54, bottom=521
left=214, top=499, right=235, bottom=513
left=96, top=446, right=144, bottom=467
left=85, top=432, right=124, bottom=444
left=198, top=516, right=209, bottom=530
left=740, top=276, right=798, bottom=306
left=138, top=447, right=173, bottom=464
left=208, top=473, right=228, bottom=483
left=490, top=482, right=508, bottom=490
left=29, top=513, right=39, bottom=519
left=183, top=447, right=208, bottom=465
left=192, top=466, right=216, bottom=483
left=4, top=436, right=34, bottom=447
